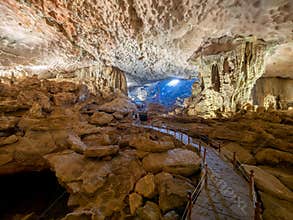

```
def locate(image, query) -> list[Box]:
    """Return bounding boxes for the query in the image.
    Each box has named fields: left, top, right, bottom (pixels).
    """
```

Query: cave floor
left=144, top=124, right=254, bottom=220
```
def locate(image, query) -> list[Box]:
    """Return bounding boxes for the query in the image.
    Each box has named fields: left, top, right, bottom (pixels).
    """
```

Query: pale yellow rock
left=142, top=148, right=201, bottom=176
left=135, top=174, right=156, bottom=198
left=129, top=193, right=143, bottom=215
left=67, top=133, right=87, bottom=153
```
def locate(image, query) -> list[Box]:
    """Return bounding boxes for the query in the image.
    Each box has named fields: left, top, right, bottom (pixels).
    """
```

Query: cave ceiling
left=0, top=0, right=292, bottom=85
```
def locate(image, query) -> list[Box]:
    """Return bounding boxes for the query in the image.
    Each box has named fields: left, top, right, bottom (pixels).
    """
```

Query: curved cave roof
left=0, top=0, right=292, bottom=85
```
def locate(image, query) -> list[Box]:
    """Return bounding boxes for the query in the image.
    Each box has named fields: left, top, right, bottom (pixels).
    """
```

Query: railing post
left=205, top=164, right=208, bottom=189
left=199, top=142, right=201, bottom=156
left=233, top=152, right=237, bottom=168
left=174, top=130, right=176, bottom=138
left=203, top=148, right=207, bottom=164
left=180, top=133, right=183, bottom=142
left=187, top=192, right=192, bottom=220
left=166, top=126, right=169, bottom=134
left=254, top=202, right=262, bottom=220
left=218, top=143, right=221, bottom=153
left=249, top=170, right=254, bottom=198
left=188, top=136, right=190, bottom=144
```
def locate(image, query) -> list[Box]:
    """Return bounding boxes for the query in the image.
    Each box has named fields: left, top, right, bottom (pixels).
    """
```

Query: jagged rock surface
left=186, top=36, right=266, bottom=118
left=0, top=78, right=199, bottom=219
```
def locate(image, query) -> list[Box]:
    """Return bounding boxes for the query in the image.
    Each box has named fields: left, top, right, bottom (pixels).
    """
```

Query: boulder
left=260, top=192, right=293, bottom=220
left=155, top=172, right=194, bottom=212
left=129, top=134, right=175, bottom=152
left=136, top=201, right=161, bottom=220
left=242, top=165, right=293, bottom=202
left=129, top=193, right=143, bottom=215
left=0, top=135, right=18, bottom=146
left=255, top=148, right=293, bottom=166
left=135, top=174, right=156, bottom=198
left=53, top=92, right=76, bottom=106
left=97, top=95, right=137, bottom=114
left=0, top=116, right=19, bottom=131
left=142, top=148, right=201, bottom=176
left=260, top=166, right=293, bottom=191
left=0, top=153, right=13, bottom=166
left=89, top=112, right=114, bottom=126
left=113, top=111, right=125, bottom=120
left=222, top=142, right=255, bottom=164
left=67, top=133, right=87, bottom=153
left=82, top=134, right=112, bottom=146
left=84, top=145, right=119, bottom=158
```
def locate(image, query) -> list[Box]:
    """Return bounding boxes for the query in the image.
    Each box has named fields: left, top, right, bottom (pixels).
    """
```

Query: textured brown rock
left=97, top=94, right=137, bottom=114
left=136, top=201, right=161, bottom=220
left=135, top=174, right=156, bottom=198
left=129, top=134, right=175, bottom=152
left=260, top=192, right=293, bottom=220
left=0, top=116, right=19, bottom=131
left=142, top=148, right=201, bottom=176
left=0, top=135, right=18, bottom=146
left=53, top=92, right=77, bottom=106
left=243, top=165, right=293, bottom=202
left=67, top=133, right=87, bottom=153
left=0, top=153, right=13, bottom=166
left=255, top=148, right=293, bottom=166
left=89, top=111, right=114, bottom=126
left=129, top=193, right=143, bottom=215
left=222, top=142, right=255, bottom=165
left=155, top=172, right=195, bottom=212
left=260, top=166, right=293, bottom=191
left=84, top=145, right=119, bottom=158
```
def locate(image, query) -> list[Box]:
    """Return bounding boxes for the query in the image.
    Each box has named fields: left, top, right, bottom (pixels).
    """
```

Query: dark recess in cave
left=0, top=170, right=70, bottom=220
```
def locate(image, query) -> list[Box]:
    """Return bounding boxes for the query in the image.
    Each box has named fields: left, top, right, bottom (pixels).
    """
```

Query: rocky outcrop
left=252, top=77, right=293, bottom=110
left=135, top=174, right=156, bottom=199
left=0, top=78, right=201, bottom=219
left=187, top=36, right=266, bottom=118
left=243, top=165, right=293, bottom=202
left=142, top=148, right=201, bottom=176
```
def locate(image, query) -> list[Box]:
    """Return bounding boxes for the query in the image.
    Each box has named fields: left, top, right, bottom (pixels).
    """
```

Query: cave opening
left=129, top=77, right=197, bottom=111
left=0, top=170, right=70, bottom=220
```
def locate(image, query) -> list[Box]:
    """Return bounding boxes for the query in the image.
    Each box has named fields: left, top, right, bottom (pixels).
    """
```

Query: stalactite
left=186, top=36, right=267, bottom=118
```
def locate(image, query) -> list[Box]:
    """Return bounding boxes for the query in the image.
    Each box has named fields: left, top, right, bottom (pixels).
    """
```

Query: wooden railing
left=144, top=121, right=262, bottom=220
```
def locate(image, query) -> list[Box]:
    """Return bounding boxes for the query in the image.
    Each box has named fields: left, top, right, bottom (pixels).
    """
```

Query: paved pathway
left=144, top=124, right=254, bottom=220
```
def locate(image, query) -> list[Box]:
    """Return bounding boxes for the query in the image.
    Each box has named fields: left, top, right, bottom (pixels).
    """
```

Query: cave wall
left=186, top=36, right=266, bottom=118
left=252, top=77, right=293, bottom=110
left=0, top=65, right=128, bottom=96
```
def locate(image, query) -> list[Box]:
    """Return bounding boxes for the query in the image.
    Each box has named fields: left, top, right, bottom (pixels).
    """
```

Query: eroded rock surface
left=0, top=78, right=200, bottom=219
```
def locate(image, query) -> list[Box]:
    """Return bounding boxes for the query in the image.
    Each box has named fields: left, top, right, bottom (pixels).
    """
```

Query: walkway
left=144, top=124, right=254, bottom=220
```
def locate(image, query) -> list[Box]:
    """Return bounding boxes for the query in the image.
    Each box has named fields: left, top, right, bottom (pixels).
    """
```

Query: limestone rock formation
left=252, top=77, right=293, bottom=110
left=135, top=174, right=156, bottom=199
left=129, top=193, right=143, bottom=215
left=142, top=148, right=201, bottom=176
left=187, top=36, right=267, bottom=118
left=242, top=165, right=293, bottom=202
left=1, top=0, right=292, bottom=84
left=0, top=78, right=201, bottom=219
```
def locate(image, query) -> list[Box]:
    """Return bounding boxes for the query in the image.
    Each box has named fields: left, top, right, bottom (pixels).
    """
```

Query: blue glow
left=129, top=77, right=197, bottom=108
left=167, top=79, right=180, bottom=87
